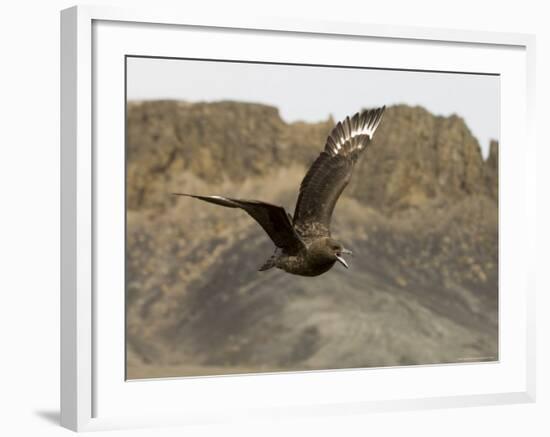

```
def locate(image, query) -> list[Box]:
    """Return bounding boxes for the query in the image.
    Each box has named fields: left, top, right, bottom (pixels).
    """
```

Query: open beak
left=341, top=248, right=353, bottom=256
left=335, top=254, right=349, bottom=269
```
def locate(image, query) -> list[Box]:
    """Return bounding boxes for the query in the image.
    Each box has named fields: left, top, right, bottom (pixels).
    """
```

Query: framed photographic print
left=61, top=5, right=536, bottom=432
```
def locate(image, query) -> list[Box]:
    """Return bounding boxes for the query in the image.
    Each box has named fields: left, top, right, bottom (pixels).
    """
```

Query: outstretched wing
left=293, top=107, right=385, bottom=238
left=173, top=193, right=305, bottom=254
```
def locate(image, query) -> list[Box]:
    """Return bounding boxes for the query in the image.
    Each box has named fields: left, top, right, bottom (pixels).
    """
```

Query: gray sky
left=127, top=57, right=499, bottom=157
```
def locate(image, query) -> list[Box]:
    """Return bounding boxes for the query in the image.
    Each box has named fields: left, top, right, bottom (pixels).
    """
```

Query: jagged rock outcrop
left=347, top=105, right=492, bottom=212
left=126, top=100, right=330, bottom=210
left=484, top=139, right=499, bottom=200
left=127, top=101, right=497, bottom=214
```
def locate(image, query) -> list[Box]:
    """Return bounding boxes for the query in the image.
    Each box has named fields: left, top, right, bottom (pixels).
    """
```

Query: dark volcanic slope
left=125, top=101, right=498, bottom=378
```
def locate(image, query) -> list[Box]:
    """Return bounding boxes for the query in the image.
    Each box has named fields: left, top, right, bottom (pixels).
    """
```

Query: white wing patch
left=325, top=106, right=385, bottom=157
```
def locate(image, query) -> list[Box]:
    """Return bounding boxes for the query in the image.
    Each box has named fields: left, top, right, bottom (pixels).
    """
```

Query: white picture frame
left=60, top=5, right=536, bottom=432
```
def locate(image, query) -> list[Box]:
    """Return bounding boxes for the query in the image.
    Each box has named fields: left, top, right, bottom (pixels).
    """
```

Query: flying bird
left=173, top=106, right=385, bottom=276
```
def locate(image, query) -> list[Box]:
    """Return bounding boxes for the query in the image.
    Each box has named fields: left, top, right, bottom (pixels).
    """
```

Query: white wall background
left=0, top=1, right=547, bottom=436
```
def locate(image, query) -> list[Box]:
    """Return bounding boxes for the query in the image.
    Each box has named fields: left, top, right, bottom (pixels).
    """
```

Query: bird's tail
left=258, top=253, right=278, bottom=271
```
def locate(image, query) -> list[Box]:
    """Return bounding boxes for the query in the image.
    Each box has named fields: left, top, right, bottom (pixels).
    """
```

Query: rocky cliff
left=127, top=101, right=496, bottom=213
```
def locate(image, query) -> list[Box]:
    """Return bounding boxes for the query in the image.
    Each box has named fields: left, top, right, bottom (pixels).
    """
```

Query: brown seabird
left=174, top=106, right=385, bottom=276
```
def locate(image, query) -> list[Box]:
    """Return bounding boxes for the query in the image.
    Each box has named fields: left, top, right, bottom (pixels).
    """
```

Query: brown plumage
left=174, top=106, right=385, bottom=276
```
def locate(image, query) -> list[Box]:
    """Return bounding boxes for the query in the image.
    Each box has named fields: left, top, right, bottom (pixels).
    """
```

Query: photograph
left=125, top=56, right=499, bottom=379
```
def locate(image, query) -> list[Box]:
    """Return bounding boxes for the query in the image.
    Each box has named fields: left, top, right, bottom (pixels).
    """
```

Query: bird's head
left=313, top=238, right=353, bottom=269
